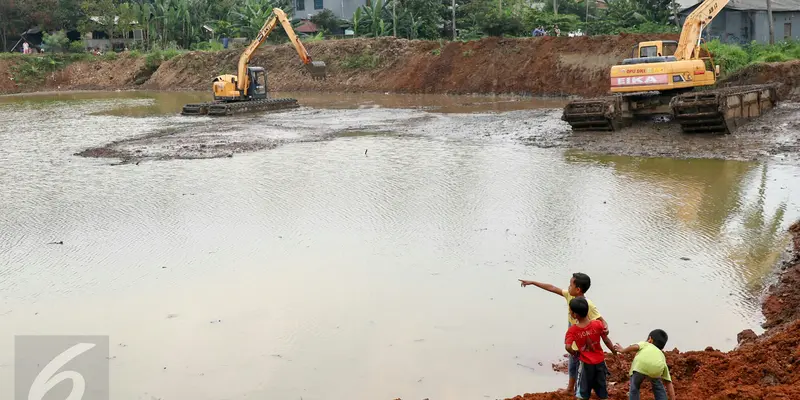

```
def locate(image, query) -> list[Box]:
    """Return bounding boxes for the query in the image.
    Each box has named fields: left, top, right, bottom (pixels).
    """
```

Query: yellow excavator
left=182, top=8, right=326, bottom=116
left=562, top=0, right=778, bottom=134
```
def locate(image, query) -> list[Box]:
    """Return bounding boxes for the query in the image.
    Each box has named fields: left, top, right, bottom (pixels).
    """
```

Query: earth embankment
left=3, top=35, right=799, bottom=99
left=142, top=34, right=678, bottom=97
left=2, top=35, right=686, bottom=97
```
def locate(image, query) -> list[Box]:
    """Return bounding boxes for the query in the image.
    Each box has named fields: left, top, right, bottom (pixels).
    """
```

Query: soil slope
left=1, top=35, right=681, bottom=97
left=506, top=221, right=800, bottom=400
left=143, top=34, right=678, bottom=97
left=3, top=35, right=799, bottom=99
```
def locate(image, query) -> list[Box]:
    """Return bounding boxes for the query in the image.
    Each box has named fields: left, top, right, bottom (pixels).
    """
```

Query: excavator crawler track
left=670, top=84, right=779, bottom=134
left=561, top=95, right=631, bottom=132
left=181, top=98, right=300, bottom=116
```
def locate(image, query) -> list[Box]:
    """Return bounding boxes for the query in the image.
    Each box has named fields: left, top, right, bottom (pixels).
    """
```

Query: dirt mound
left=53, top=54, right=149, bottom=90
left=506, top=221, right=800, bottom=400
left=0, top=54, right=151, bottom=94
left=144, top=34, right=677, bottom=97
left=722, top=60, right=800, bottom=101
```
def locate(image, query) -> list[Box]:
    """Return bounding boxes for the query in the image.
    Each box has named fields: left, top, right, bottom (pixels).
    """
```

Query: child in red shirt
left=565, top=297, right=617, bottom=400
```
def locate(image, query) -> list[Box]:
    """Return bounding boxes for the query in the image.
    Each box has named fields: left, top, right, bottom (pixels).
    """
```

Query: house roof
left=296, top=20, right=318, bottom=33
left=680, top=0, right=800, bottom=13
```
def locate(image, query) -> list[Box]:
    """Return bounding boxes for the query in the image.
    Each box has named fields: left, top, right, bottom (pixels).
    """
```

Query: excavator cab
left=247, top=67, right=268, bottom=100
left=630, top=40, right=678, bottom=58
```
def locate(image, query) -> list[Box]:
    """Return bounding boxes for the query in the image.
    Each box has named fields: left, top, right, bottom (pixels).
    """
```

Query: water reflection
left=564, top=151, right=795, bottom=308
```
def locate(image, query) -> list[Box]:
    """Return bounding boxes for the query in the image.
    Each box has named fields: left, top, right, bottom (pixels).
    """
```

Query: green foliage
left=310, top=9, right=344, bottom=35
left=42, top=30, right=70, bottom=52
left=192, top=40, right=226, bottom=51
left=523, top=11, right=582, bottom=34
left=145, top=48, right=182, bottom=69
left=69, top=40, right=86, bottom=53
left=340, top=52, right=380, bottom=69
left=706, top=39, right=800, bottom=77
left=9, top=54, right=66, bottom=86
left=304, top=32, right=325, bottom=42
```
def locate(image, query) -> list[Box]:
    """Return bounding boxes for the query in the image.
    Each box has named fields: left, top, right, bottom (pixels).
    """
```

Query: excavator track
left=561, top=94, right=637, bottom=132
left=181, top=98, right=300, bottom=116
left=670, top=84, right=779, bottom=134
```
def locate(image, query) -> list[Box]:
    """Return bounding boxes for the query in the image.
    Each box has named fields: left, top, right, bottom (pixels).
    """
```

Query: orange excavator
left=182, top=8, right=326, bottom=116
left=562, top=0, right=778, bottom=134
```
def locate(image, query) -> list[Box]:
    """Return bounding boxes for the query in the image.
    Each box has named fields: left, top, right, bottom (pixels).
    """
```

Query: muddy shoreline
left=502, top=220, right=800, bottom=400
left=62, top=96, right=800, bottom=165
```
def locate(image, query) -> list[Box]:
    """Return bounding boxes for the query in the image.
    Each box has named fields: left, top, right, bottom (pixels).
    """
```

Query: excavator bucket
left=306, top=61, right=327, bottom=80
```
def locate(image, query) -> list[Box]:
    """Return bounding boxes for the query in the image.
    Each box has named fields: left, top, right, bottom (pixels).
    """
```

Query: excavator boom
left=236, top=8, right=326, bottom=92
left=674, top=0, right=729, bottom=61
left=181, top=7, right=326, bottom=116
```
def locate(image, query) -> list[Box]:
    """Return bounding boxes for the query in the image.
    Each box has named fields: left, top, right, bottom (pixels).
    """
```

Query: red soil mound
left=144, top=34, right=678, bottom=97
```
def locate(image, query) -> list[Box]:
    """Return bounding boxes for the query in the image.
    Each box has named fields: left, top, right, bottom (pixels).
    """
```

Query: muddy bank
left=505, top=220, right=800, bottom=400
left=70, top=98, right=800, bottom=164
left=723, top=60, right=800, bottom=101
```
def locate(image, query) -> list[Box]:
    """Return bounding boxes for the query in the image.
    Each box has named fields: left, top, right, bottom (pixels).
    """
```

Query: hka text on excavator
left=182, top=8, right=326, bottom=116
left=562, top=0, right=779, bottom=134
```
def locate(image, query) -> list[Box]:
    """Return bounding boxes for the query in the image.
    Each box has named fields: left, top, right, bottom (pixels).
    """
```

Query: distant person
left=554, top=24, right=561, bottom=36
left=614, top=330, right=676, bottom=400
left=520, top=273, right=609, bottom=394
left=565, top=297, right=617, bottom=400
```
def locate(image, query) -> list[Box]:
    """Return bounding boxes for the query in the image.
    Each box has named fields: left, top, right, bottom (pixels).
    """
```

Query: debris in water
left=166, top=314, right=178, bottom=319
left=516, top=363, right=536, bottom=372
left=47, top=241, right=63, bottom=245
left=680, top=257, right=691, bottom=261
left=365, top=149, right=368, bottom=156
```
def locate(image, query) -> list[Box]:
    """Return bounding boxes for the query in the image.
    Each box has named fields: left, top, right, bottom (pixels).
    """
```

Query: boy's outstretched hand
left=519, top=279, right=533, bottom=287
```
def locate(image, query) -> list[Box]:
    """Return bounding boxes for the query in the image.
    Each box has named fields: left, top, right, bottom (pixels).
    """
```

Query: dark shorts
left=575, top=360, right=608, bottom=399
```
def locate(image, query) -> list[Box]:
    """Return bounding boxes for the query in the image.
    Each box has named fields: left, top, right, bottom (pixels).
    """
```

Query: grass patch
left=340, top=52, right=380, bottom=70
left=707, top=39, right=800, bottom=77
left=144, top=49, right=183, bottom=69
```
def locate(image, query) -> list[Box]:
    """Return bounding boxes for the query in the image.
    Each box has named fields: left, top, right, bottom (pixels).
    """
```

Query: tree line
left=1, top=0, right=681, bottom=52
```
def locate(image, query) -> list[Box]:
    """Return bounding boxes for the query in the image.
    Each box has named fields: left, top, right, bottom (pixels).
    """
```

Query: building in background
left=677, top=0, right=800, bottom=44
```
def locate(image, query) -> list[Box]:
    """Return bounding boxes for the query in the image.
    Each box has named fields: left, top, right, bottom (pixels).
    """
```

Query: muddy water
left=1, top=91, right=799, bottom=400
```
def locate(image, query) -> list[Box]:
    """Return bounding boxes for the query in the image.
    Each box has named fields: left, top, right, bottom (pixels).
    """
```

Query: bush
left=42, top=30, right=70, bottom=53
left=707, top=39, right=800, bottom=76
left=69, top=40, right=86, bottom=53
left=706, top=40, right=751, bottom=75
left=310, top=9, right=345, bottom=35
left=145, top=49, right=183, bottom=69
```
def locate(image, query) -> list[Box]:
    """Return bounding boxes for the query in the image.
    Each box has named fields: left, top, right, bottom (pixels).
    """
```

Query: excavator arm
left=236, top=8, right=326, bottom=92
left=674, top=0, right=730, bottom=61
